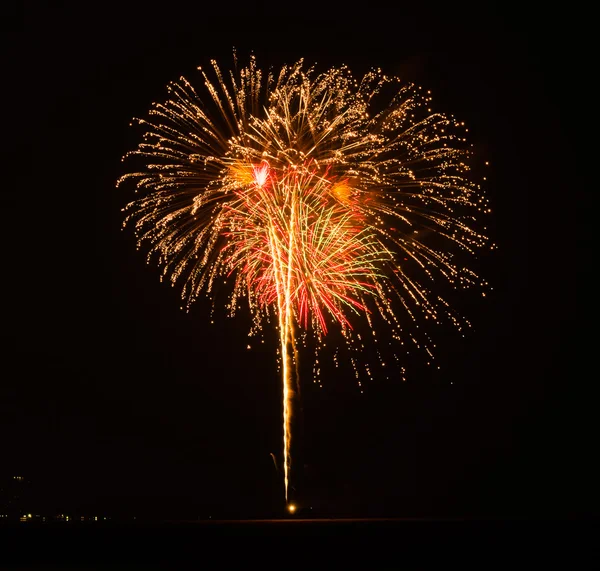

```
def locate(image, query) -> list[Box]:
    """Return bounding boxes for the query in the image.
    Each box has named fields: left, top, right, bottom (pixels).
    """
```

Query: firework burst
left=117, top=52, right=492, bottom=503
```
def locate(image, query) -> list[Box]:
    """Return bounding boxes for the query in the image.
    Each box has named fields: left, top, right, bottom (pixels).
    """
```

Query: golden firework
left=118, top=52, right=492, bottom=501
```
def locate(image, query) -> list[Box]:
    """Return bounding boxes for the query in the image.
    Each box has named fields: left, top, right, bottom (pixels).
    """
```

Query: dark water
left=1, top=519, right=596, bottom=569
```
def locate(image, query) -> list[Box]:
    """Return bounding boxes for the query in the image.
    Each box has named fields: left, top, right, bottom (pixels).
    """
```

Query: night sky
left=3, top=1, right=591, bottom=520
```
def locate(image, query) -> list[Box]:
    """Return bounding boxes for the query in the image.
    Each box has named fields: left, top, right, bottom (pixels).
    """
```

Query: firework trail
left=117, top=52, right=492, bottom=503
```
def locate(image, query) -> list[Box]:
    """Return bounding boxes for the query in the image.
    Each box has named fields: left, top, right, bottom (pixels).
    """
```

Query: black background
left=3, top=0, right=592, bottom=526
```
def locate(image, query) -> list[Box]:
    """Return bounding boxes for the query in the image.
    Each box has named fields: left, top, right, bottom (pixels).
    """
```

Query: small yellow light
left=287, top=504, right=296, bottom=514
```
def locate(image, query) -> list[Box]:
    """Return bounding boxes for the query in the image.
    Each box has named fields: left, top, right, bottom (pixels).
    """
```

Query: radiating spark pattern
left=117, top=53, right=492, bottom=502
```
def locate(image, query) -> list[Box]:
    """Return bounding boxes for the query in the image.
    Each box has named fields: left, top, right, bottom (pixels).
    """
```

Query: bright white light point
left=253, top=162, right=269, bottom=187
